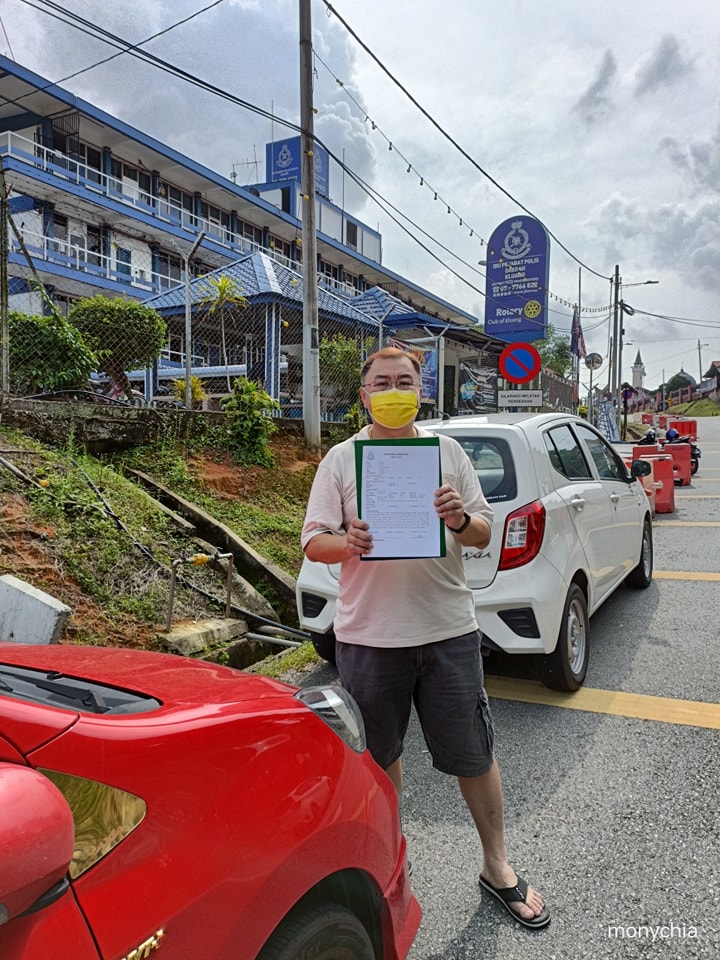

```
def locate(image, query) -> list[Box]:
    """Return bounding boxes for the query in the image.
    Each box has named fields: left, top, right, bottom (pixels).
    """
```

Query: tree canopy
left=535, top=325, right=572, bottom=378
left=8, top=311, right=97, bottom=394
left=68, top=295, right=166, bottom=398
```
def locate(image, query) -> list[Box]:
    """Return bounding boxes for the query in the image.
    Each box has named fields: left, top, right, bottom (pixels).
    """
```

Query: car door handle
left=570, top=497, right=586, bottom=510
left=610, top=493, right=620, bottom=503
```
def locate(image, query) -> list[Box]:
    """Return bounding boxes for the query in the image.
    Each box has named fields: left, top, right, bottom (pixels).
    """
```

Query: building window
left=51, top=213, right=68, bottom=253
left=87, top=225, right=103, bottom=267
left=115, top=246, right=132, bottom=281
left=345, top=221, right=358, bottom=249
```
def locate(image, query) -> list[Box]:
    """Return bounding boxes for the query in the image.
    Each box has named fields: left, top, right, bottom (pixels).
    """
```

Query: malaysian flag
left=570, top=306, right=587, bottom=359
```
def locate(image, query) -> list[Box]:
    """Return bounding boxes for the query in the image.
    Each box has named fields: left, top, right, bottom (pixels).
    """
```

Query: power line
left=629, top=307, right=715, bottom=328
left=12, top=1, right=610, bottom=333
left=313, top=50, right=608, bottom=316
left=14, top=0, right=300, bottom=133
left=322, top=0, right=611, bottom=282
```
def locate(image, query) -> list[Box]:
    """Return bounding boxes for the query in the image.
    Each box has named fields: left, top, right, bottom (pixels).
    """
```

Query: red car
left=0, top=644, right=420, bottom=959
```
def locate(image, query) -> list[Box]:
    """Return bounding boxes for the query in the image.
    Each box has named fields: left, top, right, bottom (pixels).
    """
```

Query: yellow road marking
left=485, top=677, right=720, bottom=730
left=654, top=570, right=720, bottom=581
left=654, top=520, right=720, bottom=526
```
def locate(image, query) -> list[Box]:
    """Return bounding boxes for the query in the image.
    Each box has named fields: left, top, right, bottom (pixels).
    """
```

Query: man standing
left=301, top=347, right=549, bottom=929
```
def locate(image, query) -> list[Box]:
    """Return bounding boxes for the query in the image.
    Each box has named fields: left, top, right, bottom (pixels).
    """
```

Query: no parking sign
left=498, top=342, right=542, bottom=384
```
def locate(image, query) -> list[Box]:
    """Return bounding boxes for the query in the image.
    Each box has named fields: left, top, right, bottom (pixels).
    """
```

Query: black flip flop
left=479, top=874, right=550, bottom=929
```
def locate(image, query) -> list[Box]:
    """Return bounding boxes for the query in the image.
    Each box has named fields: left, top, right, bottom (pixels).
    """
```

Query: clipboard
left=354, top=437, right=446, bottom=559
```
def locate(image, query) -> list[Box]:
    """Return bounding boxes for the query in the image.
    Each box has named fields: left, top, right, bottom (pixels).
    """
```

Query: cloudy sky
left=2, top=0, right=720, bottom=390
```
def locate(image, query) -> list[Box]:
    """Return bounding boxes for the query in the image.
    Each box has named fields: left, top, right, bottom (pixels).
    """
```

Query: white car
left=296, top=412, right=654, bottom=691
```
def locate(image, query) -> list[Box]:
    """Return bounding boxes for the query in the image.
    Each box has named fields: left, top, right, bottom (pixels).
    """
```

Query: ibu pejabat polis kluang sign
left=265, top=137, right=330, bottom=198
left=484, top=216, right=550, bottom=343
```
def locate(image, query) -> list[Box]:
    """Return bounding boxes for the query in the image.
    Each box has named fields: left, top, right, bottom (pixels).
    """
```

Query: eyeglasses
left=361, top=376, right=419, bottom=392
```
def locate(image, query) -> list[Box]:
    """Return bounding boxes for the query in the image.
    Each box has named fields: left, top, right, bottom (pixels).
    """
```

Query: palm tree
left=197, top=275, right=248, bottom=391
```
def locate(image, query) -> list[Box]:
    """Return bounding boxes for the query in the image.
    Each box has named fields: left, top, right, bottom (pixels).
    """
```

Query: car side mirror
left=630, top=459, right=652, bottom=478
left=0, top=764, right=74, bottom=924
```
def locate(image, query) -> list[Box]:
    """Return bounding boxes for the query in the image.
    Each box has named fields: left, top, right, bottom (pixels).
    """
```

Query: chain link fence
left=2, top=184, right=576, bottom=420
left=3, top=219, right=381, bottom=417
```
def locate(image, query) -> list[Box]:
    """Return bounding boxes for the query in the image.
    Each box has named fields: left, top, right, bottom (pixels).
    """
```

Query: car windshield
left=453, top=437, right=517, bottom=502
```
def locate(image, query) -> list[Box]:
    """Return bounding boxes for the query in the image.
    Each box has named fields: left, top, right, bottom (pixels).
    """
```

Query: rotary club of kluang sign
left=483, top=217, right=550, bottom=343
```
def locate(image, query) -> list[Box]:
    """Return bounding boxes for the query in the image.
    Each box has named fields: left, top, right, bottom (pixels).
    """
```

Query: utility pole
left=0, top=163, right=9, bottom=393
left=609, top=264, right=621, bottom=434
left=575, top=266, right=582, bottom=411
left=299, top=0, right=321, bottom=452
left=698, top=339, right=709, bottom=383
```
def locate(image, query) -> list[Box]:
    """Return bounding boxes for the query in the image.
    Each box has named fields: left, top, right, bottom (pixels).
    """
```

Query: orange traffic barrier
left=633, top=444, right=659, bottom=459
left=638, top=454, right=675, bottom=513
left=624, top=457, right=659, bottom=515
left=668, top=418, right=697, bottom=441
left=661, top=441, right=692, bottom=486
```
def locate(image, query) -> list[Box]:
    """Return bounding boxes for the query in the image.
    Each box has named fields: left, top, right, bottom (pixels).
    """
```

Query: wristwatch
left=447, top=511, right=471, bottom=535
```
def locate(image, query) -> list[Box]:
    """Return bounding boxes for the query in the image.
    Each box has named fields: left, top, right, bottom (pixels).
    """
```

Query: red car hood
left=1, top=644, right=301, bottom=757
left=0, top=643, right=295, bottom=706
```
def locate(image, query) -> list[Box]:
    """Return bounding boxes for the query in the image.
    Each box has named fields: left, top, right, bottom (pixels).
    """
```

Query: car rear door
left=541, top=422, right=617, bottom=600
left=433, top=431, right=516, bottom=589
left=573, top=423, right=644, bottom=590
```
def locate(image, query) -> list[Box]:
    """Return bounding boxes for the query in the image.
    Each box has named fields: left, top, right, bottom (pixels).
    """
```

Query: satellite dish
left=585, top=352, right=603, bottom=370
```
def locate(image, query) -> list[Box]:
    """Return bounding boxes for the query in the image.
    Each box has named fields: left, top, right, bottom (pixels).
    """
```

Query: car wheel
left=257, top=900, right=374, bottom=960
left=626, top=518, right=653, bottom=589
left=311, top=629, right=337, bottom=664
left=539, top=584, right=589, bottom=692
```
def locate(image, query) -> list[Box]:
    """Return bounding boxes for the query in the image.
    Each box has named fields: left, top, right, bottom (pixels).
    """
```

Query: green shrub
left=221, top=378, right=280, bottom=466
left=173, top=376, right=208, bottom=406
left=8, top=311, right=97, bottom=393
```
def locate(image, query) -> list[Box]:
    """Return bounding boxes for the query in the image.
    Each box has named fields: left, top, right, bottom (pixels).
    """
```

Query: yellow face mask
left=368, top=388, right=419, bottom=429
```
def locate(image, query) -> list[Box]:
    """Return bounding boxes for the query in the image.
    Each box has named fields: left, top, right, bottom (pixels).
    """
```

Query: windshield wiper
left=0, top=668, right=109, bottom=713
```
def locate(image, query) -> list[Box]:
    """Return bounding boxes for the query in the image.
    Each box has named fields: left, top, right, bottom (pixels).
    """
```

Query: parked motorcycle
left=637, top=429, right=659, bottom=445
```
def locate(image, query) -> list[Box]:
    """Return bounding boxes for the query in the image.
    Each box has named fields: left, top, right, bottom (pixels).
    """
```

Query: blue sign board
left=484, top=216, right=550, bottom=343
left=265, top=137, right=330, bottom=198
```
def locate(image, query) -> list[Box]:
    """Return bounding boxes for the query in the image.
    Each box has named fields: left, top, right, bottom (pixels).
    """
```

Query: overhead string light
left=314, top=49, right=610, bottom=313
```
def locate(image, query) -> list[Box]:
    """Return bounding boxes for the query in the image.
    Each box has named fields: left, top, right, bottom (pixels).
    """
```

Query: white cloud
left=3, top=0, right=720, bottom=384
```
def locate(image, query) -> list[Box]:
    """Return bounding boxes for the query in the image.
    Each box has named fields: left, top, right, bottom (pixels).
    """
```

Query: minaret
left=631, top=350, right=645, bottom=390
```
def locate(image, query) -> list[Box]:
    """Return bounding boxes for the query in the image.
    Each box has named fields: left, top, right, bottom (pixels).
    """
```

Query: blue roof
left=352, top=286, right=476, bottom=334
left=144, top=251, right=378, bottom=326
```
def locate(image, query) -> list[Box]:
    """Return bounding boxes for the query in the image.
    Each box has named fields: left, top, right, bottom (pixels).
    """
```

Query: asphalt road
left=295, top=417, right=720, bottom=960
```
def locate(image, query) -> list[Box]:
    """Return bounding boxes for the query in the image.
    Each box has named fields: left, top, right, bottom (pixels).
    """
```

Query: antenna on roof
left=230, top=150, right=260, bottom=185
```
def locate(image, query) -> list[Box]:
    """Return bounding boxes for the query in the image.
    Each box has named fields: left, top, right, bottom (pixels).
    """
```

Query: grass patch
left=667, top=398, right=720, bottom=417
left=0, top=426, right=242, bottom=640
left=251, top=641, right=321, bottom=679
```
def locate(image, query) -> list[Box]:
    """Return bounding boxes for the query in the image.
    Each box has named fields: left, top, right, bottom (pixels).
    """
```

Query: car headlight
left=296, top=685, right=366, bottom=753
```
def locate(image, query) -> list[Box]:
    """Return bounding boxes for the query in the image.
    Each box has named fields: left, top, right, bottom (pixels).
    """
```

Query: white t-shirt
left=301, top=426, right=494, bottom=648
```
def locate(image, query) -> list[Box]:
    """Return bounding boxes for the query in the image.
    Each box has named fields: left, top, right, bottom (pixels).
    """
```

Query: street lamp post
left=183, top=232, right=205, bottom=409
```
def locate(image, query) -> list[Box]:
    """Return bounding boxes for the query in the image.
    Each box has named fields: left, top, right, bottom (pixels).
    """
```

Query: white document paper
left=356, top=439, right=444, bottom=559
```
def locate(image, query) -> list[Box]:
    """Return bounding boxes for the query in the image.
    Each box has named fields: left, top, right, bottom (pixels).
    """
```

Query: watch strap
left=447, top=511, right=471, bottom=535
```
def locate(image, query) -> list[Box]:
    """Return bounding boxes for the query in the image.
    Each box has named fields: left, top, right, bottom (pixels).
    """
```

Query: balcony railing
left=1, top=130, right=362, bottom=300
left=9, top=226, right=182, bottom=294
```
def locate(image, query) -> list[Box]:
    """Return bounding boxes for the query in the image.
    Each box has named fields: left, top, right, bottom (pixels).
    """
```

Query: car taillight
left=499, top=501, right=546, bottom=570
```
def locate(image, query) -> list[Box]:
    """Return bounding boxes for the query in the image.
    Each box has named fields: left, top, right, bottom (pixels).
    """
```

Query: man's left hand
left=434, top=483, right=466, bottom=529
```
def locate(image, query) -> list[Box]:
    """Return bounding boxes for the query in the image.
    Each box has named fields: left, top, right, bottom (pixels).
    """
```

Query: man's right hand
left=345, top=517, right=373, bottom=557
left=304, top=519, right=372, bottom=563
